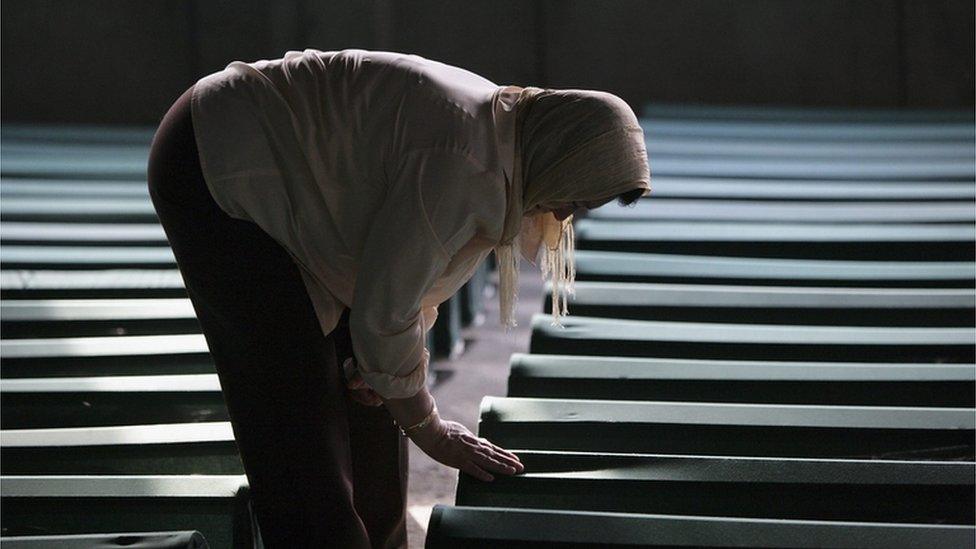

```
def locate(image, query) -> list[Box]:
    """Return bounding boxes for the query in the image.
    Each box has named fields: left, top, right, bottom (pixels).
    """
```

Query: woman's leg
left=348, top=404, right=410, bottom=549
left=147, top=84, right=373, bottom=548
left=332, top=310, right=410, bottom=549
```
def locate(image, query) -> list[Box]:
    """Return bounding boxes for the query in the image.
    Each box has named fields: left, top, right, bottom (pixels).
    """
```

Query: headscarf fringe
left=497, top=236, right=521, bottom=332
left=540, top=216, right=576, bottom=328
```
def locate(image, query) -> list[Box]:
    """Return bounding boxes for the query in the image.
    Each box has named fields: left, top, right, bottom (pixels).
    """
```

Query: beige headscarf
left=494, top=86, right=652, bottom=330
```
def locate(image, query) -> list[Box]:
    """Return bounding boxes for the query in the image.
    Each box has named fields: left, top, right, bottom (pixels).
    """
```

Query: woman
left=147, top=48, right=650, bottom=548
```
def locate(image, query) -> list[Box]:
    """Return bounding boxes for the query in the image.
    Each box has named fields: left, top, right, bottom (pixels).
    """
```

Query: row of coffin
left=425, top=105, right=976, bottom=547
left=1, top=108, right=975, bottom=547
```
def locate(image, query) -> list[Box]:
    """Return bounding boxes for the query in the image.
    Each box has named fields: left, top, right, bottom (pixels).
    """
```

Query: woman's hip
left=147, top=83, right=217, bottom=216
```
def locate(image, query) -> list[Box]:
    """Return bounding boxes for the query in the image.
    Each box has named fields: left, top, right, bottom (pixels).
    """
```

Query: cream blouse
left=189, top=48, right=518, bottom=399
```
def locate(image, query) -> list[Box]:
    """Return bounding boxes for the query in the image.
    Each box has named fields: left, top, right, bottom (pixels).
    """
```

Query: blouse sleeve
left=348, top=148, right=491, bottom=400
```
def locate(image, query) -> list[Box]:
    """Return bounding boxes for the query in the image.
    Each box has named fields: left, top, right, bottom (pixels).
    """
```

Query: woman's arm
left=348, top=148, right=497, bottom=400
left=346, top=148, right=523, bottom=480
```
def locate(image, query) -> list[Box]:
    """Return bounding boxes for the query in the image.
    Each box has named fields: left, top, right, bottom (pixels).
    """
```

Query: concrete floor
left=404, top=259, right=545, bottom=548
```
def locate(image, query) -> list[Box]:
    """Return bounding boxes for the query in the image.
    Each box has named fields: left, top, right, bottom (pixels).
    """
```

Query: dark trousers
left=147, top=84, right=409, bottom=549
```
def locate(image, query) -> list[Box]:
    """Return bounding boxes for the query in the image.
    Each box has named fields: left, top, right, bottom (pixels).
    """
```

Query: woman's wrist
left=397, top=405, right=439, bottom=437
left=382, top=385, right=436, bottom=429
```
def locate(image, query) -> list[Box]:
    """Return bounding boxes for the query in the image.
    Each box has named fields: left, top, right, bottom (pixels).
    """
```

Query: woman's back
left=190, top=48, right=511, bottom=342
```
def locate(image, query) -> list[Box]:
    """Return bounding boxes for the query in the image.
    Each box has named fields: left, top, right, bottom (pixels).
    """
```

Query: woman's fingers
left=476, top=438, right=524, bottom=471
left=473, top=444, right=519, bottom=470
left=473, top=448, right=519, bottom=475
left=345, top=369, right=383, bottom=405
left=463, top=461, right=494, bottom=482
left=489, top=445, right=522, bottom=467
left=348, top=377, right=365, bottom=389
left=346, top=371, right=381, bottom=404
left=493, top=451, right=525, bottom=472
left=346, top=370, right=364, bottom=388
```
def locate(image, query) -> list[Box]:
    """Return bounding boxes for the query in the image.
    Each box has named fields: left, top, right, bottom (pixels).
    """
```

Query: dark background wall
left=2, top=0, right=973, bottom=125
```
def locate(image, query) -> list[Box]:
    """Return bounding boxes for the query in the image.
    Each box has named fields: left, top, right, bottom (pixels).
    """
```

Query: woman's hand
left=381, top=383, right=523, bottom=481
left=408, top=411, right=525, bottom=482
left=343, top=359, right=383, bottom=407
